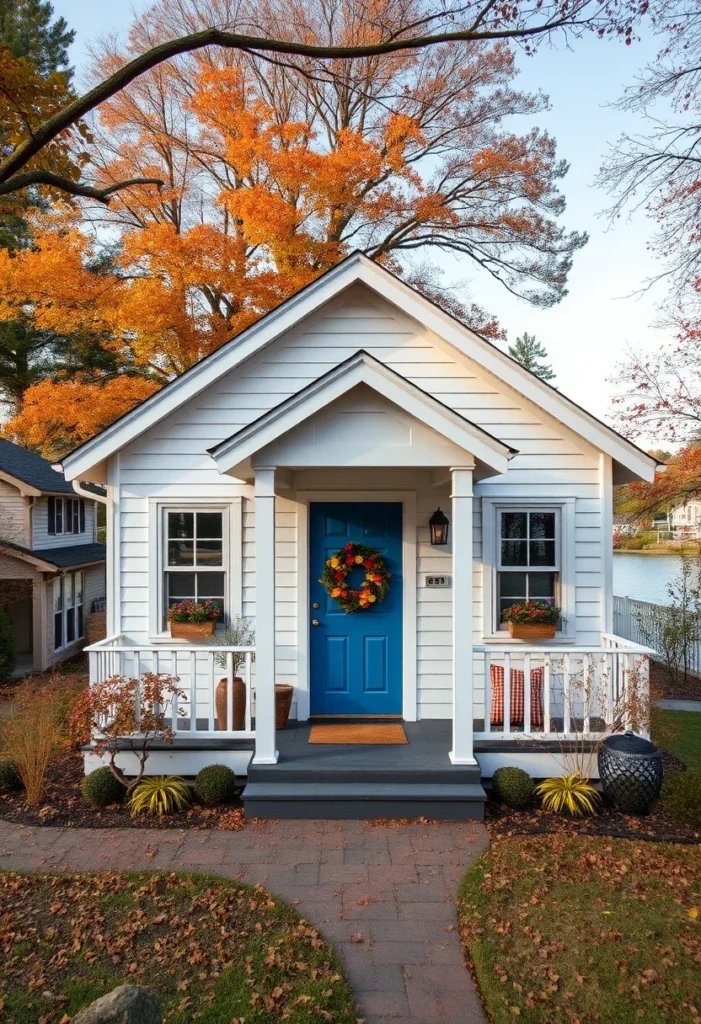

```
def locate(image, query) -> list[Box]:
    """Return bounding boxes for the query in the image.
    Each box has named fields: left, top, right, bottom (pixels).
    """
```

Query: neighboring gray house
left=0, top=439, right=106, bottom=674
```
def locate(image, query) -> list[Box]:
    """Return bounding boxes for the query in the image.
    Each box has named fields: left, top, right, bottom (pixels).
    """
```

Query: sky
left=54, top=1, right=668, bottom=429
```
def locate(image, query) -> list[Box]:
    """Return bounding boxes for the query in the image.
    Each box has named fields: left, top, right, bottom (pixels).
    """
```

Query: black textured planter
left=598, top=731, right=663, bottom=815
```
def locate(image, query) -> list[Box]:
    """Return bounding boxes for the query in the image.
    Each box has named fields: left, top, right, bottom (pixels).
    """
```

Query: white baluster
left=523, top=653, right=531, bottom=735
left=244, top=651, right=252, bottom=734
left=227, top=651, right=234, bottom=734
left=209, top=653, right=216, bottom=734
left=543, top=654, right=551, bottom=735
left=503, top=653, right=511, bottom=737
left=484, top=651, right=491, bottom=735
left=563, top=653, right=571, bottom=736
left=190, top=651, right=197, bottom=733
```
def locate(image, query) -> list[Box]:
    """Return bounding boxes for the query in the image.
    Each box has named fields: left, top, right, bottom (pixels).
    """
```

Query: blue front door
left=309, top=502, right=403, bottom=716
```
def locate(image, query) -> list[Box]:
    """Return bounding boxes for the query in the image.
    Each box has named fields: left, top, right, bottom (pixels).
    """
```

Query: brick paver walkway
left=0, top=817, right=488, bottom=1023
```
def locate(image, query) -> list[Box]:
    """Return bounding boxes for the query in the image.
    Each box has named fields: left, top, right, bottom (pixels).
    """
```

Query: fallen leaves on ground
left=459, top=834, right=701, bottom=1023
left=0, top=871, right=358, bottom=1023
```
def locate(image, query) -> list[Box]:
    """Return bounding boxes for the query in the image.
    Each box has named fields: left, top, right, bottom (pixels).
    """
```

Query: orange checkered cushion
left=490, top=664, right=544, bottom=729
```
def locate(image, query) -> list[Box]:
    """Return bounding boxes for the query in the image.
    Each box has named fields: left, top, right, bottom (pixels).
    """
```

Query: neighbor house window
left=163, top=509, right=226, bottom=628
left=48, top=497, right=85, bottom=536
left=496, top=509, right=559, bottom=626
left=53, top=571, right=84, bottom=650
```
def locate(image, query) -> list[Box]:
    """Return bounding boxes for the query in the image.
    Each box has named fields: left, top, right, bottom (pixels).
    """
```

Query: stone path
left=657, top=698, right=701, bottom=712
left=0, top=817, right=489, bottom=1024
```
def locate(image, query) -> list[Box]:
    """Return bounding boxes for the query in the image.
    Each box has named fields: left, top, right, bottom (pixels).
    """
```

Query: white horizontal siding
left=0, top=480, right=28, bottom=546
left=113, top=281, right=606, bottom=718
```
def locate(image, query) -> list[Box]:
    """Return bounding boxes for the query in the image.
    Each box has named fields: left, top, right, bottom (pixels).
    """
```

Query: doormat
left=308, top=723, right=408, bottom=745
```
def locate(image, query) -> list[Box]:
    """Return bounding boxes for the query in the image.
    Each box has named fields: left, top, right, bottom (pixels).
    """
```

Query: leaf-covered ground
left=0, top=871, right=359, bottom=1024
left=459, top=835, right=701, bottom=1024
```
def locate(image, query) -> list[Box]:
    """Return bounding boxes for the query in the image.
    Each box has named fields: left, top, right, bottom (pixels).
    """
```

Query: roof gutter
left=71, top=480, right=108, bottom=505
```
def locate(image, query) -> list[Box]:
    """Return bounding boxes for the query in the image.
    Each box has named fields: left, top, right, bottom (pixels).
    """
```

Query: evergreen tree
left=0, top=0, right=74, bottom=78
left=0, top=0, right=76, bottom=415
left=508, top=332, right=556, bottom=382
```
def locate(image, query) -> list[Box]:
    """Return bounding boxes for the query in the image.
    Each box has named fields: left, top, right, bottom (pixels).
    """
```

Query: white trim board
left=293, top=490, right=418, bottom=723
left=59, top=253, right=657, bottom=485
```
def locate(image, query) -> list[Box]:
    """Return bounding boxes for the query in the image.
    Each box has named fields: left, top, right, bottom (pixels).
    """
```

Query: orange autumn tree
left=5, top=376, right=160, bottom=461
left=2, top=0, right=586, bottom=455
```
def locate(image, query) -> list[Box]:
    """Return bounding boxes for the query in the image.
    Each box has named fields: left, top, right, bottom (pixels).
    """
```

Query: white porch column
left=253, top=467, right=279, bottom=764
left=450, top=466, right=477, bottom=765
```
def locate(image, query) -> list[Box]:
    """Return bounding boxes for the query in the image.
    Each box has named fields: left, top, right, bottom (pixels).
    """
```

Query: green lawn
left=0, top=871, right=358, bottom=1024
left=654, top=707, right=701, bottom=771
left=459, top=835, right=701, bottom=1024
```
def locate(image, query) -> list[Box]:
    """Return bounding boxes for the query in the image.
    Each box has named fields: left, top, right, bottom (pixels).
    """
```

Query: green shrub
left=491, top=766, right=535, bottom=809
left=659, top=770, right=701, bottom=828
left=0, top=607, right=17, bottom=679
left=195, top=764, right=237, bottom=806
left=0, top=757, right=23, bottom=792
left=81, top=766, right=126, bottom=808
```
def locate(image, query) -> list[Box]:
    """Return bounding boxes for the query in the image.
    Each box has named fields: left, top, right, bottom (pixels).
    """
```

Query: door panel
left=309, top=502, right=403, bottom=716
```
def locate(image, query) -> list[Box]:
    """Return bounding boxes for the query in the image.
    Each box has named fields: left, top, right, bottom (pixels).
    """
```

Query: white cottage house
left=59, top=253, right=658, bottom=819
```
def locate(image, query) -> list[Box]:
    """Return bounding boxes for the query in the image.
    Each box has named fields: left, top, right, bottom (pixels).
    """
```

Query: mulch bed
left=0, top=752, right=247, bottom=831
left=651, top=660, right=701, bottom=700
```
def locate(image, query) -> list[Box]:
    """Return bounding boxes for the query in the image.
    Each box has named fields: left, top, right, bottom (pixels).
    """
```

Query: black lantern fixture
left=429, top=507, right=450, bottom=546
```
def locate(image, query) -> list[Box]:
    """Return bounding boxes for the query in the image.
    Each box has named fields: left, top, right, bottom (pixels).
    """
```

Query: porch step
left=242, top=778, right=486, bottom=820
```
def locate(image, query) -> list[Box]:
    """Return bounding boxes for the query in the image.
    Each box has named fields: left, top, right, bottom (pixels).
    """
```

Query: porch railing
left=473, top=633, right=654, bottom=741
left=85, top=634, right=256, bottom=740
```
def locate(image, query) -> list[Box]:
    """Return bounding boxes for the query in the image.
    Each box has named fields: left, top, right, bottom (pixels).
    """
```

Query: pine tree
left=508, top=332, right=556, bottom=382
left=0, top=0, right=76, bottom=415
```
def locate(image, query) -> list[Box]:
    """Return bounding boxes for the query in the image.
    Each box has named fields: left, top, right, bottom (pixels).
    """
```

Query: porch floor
left=243, top=719, right=487, bottom=820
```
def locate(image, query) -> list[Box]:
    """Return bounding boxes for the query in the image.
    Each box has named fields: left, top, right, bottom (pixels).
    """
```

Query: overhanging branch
left=0, top=170, right=164, bottom=203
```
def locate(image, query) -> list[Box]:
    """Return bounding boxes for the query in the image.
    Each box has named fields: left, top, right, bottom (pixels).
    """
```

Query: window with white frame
left=163, top=509, right=226, bottom=628
left=53, top=571, right=83, bottom=650
left=48, top=497, right=85, bottom=536
left=496, top=509, right=559, bottom=627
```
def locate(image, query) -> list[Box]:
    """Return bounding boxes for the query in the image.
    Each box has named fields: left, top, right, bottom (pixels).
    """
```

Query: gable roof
left=209, top=350, right=516, bottom=478
left=58, top=251, right=659, bottom=484
left=0, top=438, right=75, bottom=495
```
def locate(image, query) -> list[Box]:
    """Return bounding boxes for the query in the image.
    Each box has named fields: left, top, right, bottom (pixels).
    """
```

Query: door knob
left=312, top=619, right=320, bottom=627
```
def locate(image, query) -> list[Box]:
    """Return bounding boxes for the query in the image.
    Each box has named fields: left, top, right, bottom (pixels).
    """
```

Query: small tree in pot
left=214, top=616, right=255, bottom=731
left=167, top=599, right=221, bottom=639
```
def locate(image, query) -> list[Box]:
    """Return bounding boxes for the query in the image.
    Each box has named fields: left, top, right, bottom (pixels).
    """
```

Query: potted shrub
left=167, top=599, right=221, bottom=639
left=214, top=617, right=255, bottom=732
left=502, top=600, right=560, bottom=641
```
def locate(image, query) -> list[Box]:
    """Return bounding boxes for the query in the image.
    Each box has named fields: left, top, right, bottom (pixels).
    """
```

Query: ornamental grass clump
left=491, top=766, right=535, bottom=808
left=195, top=764, right=237, bottom=806
left=129, top=775, right=190, bottom=817
left=536, top=772, right=600, bottom=817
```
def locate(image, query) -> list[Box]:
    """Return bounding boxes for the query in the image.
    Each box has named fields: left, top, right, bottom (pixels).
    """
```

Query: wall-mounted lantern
left=429, top=507, right=450, bottom=546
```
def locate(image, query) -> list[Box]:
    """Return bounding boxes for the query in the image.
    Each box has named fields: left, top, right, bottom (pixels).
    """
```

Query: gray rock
left=72, top=985, right=161, bottom=1024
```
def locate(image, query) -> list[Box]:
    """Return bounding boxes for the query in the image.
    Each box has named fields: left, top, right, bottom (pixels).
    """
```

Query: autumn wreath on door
left=320, top=542, right=391, bottom=612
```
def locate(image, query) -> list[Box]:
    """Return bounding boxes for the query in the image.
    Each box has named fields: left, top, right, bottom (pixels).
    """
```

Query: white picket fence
left=613, top=594, right=701, bottom=675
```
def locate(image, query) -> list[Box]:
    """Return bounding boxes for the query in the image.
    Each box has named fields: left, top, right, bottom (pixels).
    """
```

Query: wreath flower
left=319, top=542, right=391, bottom=612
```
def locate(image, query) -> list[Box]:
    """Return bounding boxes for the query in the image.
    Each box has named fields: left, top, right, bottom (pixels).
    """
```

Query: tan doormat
left=308, top=723, right=408, bottom=745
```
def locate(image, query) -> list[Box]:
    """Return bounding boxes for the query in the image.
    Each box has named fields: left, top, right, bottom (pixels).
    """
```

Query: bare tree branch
left=0, top=170, right=164, bottom=203
left=0, top=8, right=614, bottom=193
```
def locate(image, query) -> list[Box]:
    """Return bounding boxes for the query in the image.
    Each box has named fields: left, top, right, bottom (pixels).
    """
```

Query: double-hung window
left=496, top=509, right=559, bottom=626
left=53, top=571, right=84, bottom=650
left=163, top=509, right=226, bottom=628
left=48, top=497, right=85, bottom=535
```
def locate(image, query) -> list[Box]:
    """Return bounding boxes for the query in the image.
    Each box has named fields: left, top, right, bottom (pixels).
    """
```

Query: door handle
left=311, top=619, right=320, bottom=627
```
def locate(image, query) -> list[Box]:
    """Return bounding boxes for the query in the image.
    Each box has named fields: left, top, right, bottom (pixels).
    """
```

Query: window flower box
left=502, top=600, right=560, bottom=642
left=167, top=599, right=221, bottom=640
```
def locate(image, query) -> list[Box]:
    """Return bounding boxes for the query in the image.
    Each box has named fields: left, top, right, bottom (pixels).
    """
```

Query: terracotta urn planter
left=275, top=684, right=294, bottom=729
left=216, top=676, right=247, bottom=731
left=508, top=622, right=557, bottom=641
left=170, top=620, right=216, bottom=640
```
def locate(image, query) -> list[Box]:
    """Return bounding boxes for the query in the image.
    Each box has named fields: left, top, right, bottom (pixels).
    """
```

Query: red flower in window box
left=501, top=601, right=560, bottom=641
left=167, top=599, right=221, bottom=639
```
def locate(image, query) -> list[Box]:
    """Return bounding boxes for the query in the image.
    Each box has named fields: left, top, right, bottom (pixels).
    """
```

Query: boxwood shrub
left=195, top=764, right=237, bottom=806
left=82, top=766, right=126, bottom=807
left=491, top=766, right=535, bottom=809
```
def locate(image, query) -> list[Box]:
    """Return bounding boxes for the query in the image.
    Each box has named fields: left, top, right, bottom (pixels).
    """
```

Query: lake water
left=613, top=552, right=684, bottom=605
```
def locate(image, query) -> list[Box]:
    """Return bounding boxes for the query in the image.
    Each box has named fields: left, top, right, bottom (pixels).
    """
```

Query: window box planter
left=170, top=620, right=216, bottom=640
left=508, top=622, right=557, bottom=641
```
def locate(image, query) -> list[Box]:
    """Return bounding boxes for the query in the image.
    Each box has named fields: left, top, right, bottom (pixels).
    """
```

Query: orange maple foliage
left=0, top=0, right=585, bottom=454
left=3, top=377, right=160, bottom=461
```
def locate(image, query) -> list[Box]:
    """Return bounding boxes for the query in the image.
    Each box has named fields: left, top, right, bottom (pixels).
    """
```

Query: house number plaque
left=425, top=574, right=452, bottom=588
